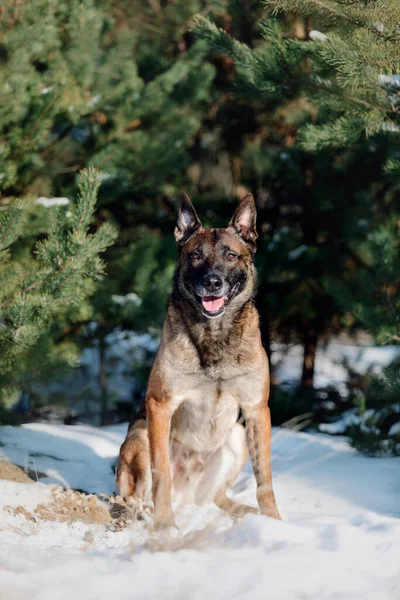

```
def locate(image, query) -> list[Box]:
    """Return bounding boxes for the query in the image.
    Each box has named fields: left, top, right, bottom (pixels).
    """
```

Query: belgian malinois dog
left=116, top=193, right=281, bottom=528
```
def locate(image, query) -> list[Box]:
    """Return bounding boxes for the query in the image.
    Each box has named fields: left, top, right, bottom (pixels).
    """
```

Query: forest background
left=1, top=0, right=399, bottom=455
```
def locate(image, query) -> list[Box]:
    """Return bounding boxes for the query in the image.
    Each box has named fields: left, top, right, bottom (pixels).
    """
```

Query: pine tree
left=267, top=0, right=400, bottom=451
left=0, top=168, right=117, bottom=416
left=4, top=1, right=398, bottom=429
left=0, top=0, right=216, bottom=201
left=60, top=0, right=222, bottom=423
left=0, top=0, right=219, bottom=420
left=267, top=0, right=400, bottom=152
left=64, top=1, right=276, bottom=424
left=330, top=220, right=400, bottom=455
left=194, top=1, right=400, bottom=435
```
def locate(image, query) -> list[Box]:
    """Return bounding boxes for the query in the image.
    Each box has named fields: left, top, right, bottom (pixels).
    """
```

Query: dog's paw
left=257, top=488, right=282, bottom=520
left=228, top=503, right=259, bottom=519
left=108, top=495, right=147, bottom=523
left=260, top=505, right=282, bottom=520
left=154, top=509, right=177, bottom=531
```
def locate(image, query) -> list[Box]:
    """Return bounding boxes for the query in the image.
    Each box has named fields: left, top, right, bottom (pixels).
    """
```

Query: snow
left=309, top=30, right=328, bottom=42
left=378, top=75, right=400, bottom=88
left=0, top=423, right=399, bottom=599
left=271, top=340, right=400, bottom=390
left=319, top=409, right=359, bottom=434
left=287, top=244, right=307, bottom=260
left=111, top=292, right=142, bottom=306
left=0, top=423, right=119, bottom=493
left=380, top=123, right=400, bottom=133
left=87, top=94, right=101, bottom=107
left=389, top=421, right=400, bottom=436
left=35, top=196, right=70, bottom=207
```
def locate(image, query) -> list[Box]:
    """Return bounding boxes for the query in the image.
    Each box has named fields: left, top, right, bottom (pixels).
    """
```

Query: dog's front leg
left=147, top=396, right=176, bottom=529
left=242, top=400, right=281, bottom=520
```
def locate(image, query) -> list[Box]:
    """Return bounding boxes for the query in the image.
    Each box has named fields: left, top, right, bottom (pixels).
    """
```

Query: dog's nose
left=202, top=273, right=223, bottom=293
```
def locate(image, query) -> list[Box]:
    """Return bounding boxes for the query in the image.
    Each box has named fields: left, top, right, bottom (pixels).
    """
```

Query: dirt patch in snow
left=35, top=487, right=114, bottom=525
left=1, top=458, right=140, bottom=528
left=0, top=458, right=34, bottom=484
left=4, top=487, right=118, bottom=526
left=5, top=505, right=36, bottom=522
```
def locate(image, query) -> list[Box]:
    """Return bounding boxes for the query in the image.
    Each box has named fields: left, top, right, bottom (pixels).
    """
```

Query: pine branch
left=0, top=202, right=25, bottom=251
left=267, top=0, right=400, bottom=44
left=192, top=16, right=255, bottom=68
left=73, top=168, right=103, bottom=236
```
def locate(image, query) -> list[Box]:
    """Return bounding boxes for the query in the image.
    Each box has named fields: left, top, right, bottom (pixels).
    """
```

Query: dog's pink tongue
left=202, top=296, right=224, bottom=312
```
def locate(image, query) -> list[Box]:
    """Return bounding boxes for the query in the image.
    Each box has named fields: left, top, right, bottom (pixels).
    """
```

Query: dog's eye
left=192, top=250, right=202, bottom=260
left=226, top=252, right=238, bottom=261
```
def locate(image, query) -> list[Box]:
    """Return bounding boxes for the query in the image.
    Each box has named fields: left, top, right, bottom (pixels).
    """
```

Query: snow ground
left=0, top=423, right=399, bottom=600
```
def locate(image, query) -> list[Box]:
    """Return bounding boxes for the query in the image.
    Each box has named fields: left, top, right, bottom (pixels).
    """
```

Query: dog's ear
left=174, top=193, right=202, bottom=245
left=228, top=194, right=258, bottom=250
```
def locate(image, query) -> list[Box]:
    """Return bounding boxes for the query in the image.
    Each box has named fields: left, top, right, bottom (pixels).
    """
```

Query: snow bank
left=0, top=423, right=399, bottom=599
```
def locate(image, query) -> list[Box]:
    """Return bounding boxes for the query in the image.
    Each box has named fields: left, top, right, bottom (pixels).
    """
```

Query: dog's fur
left=116, top=193, right=280, bottom=528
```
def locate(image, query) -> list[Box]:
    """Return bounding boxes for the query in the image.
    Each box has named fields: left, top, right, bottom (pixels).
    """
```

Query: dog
left=116, top=193, right=281, bottom=528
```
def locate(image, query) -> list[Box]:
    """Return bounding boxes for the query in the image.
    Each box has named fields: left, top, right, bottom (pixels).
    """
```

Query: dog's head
left=174, top=193, right=258, bottom=319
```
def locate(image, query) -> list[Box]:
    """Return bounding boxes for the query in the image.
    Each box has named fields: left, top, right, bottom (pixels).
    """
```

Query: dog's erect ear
left=228, top=194, right=258, bottom=249
left=174, top=193, right=202, bottom=244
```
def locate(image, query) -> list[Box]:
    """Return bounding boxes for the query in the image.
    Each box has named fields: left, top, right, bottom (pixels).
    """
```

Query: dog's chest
left=164, top=328, right=255, bottom=382
left=170, top=379, right=239, bottom=452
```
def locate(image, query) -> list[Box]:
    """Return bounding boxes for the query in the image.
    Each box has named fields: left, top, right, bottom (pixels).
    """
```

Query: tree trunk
left=99, top=337, right=108, bottom=426
left=301, top=330, right=318, bottom=387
